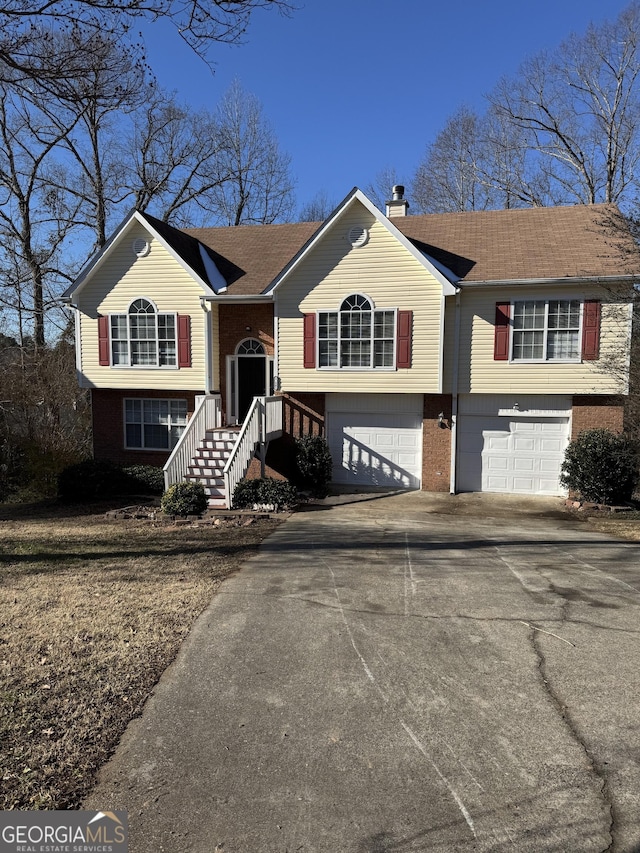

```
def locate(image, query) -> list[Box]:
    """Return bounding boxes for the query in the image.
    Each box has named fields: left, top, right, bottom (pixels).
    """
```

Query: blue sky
left=142, top=0, right=632, bottom=216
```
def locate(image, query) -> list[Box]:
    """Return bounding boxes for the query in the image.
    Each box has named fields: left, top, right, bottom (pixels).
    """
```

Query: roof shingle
left=178, top=203, right=640, bottom=295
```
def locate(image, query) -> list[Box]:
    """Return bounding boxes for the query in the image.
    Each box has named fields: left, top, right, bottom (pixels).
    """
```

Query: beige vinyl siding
left=77, top=222, right=208, bottom=391
left=277, top=203, right=444, bottom=394
left=456, top=285, right=630, bottom=395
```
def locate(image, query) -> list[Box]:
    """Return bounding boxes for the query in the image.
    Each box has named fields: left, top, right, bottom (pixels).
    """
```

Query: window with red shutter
left=303, top=313, right=316, bottom=368
left=494, top=303, right=511, bottom=361
left=581, top=300, right=601, bottom=360
left=177, top=314, right=191, bottom=368
left=396, top=310, right=413, bottom=368
left=98, top=316, right=110, bottom=366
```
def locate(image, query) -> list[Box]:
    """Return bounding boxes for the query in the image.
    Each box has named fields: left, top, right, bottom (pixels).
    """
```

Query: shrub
left=122, top=465, right=165, bottom=495
left=161, top=481, right=208, bottom=517
left=58, top=459, right=129, bottom=501
left=560, top=428, right=638, bottom=505
left=0, top=439, right=25, bottom=502
left=232, top=477, right=298, bottom=510
left=295, top=434, right=332, bottom=497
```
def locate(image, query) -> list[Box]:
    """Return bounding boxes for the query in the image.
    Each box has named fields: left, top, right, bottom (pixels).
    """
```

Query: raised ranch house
left=62, top=187, right=640, bottom=507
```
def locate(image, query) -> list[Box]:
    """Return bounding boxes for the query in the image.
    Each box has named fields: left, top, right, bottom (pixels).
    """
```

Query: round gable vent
left=132, top=237, right=150, bottom=258
left=347, top=225, right=369, bottom=248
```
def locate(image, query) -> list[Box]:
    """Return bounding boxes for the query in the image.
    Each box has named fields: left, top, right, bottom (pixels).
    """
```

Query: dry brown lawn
left=585, top=515, right=640, bottom=541
left=0, top=501, right=281, bottom=810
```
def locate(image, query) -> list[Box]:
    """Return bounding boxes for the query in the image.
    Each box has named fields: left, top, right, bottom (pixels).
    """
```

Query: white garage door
left=327, top=410, right=422, bottom=488
left=457, top=416, right=569, bottom=495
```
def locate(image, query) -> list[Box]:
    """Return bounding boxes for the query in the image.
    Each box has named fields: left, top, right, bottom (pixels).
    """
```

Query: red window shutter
left=98, top=316, right=110, bottom=366
left=177, top=314, right=191, bottom=368
left=396, top=310, right=413, bottom=369
left=303, top=313, right=316, bottom=368
left=494, top=302, right=511, bottom=361
left=582, top=300, right=601, bottom=361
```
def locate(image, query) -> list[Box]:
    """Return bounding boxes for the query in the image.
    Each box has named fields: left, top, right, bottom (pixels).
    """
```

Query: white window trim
left=509, top=298, right=583, bottom=364
left=108, top=298, right=180, bottom=369
left=316, top=294, right=398, bottom=371
left=123, top=397, right=188, bottom=451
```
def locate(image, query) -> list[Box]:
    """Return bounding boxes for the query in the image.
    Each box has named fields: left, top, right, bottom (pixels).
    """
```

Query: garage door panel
left=458, top=415, right=569, bottom=496
left=486, top=456, right=508, bottom=471
left=328, top=408, right=422, bottom=489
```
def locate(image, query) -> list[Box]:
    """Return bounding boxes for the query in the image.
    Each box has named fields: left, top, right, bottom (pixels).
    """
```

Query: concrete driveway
left=87, top=492, right=640, bottom=853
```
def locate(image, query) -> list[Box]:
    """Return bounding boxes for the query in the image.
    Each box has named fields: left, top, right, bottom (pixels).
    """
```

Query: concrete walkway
left=86, top=492, right=640, bottom=852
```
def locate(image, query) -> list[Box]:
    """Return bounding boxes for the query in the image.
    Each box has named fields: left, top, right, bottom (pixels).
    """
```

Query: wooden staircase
left=184, top=427, right=240, bottom=508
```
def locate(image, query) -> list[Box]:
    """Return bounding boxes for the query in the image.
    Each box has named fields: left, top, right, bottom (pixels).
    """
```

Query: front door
left=227, top=339, right=273, bottom=423
left=238, top=355, right=267, bottom=420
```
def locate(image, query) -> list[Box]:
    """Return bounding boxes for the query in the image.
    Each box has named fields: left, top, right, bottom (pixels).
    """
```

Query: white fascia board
left=202, top=294, right=273, bottom=304
left=263, top=187, right=459, bottom=296
left=61, top=210, right=217, bottom=304
left=457, top=275, right=640, bottom=288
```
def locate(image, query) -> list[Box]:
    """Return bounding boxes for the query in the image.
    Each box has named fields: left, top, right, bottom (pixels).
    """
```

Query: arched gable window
left=109, top=299, right=178, bottom=367
left=318, top=294, right=395, bottom=368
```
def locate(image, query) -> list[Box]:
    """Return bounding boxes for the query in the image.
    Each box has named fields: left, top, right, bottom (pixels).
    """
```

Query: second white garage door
left=457, top=416, right=569, bottom=495
left=326, top=397, right=423, bottom=489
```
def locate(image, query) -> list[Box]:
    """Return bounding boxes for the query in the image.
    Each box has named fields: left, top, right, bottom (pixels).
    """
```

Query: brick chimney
left=385, top=185, right=409, bottom=218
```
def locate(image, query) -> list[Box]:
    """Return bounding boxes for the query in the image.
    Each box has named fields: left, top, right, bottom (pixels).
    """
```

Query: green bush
left=295, top=434, right=332, bottom=497
left=232, top=477, right=298, bottom=510
left=122, top=465, right=165, bottom=495
left=58, top=459, right=130, bottom=501
left=161, top=481, right=208, bottom=517
left=560, top=428, right=638, bottom=505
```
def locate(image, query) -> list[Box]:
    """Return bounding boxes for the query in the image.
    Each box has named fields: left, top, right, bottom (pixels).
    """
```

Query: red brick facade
left=571, top=395, right=625, bottom=439
left=91, top=388, right=199, bottom=467
left=422, top=394, right=452, bottom=492
left=218, top=303, right=274, bottom=421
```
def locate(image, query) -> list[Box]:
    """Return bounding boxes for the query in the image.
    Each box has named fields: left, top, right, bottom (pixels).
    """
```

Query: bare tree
left=34, top=32, right=147, bottom=248
left=125, top=91, right=229, bottom=227
left=298, top=189, right=336, bottom=222
left=0, top=84, right=82, bottom=348
left=0, top=0, right=294, bottom=84
left=365, top=166, right=407, bottom=212
left=489, top=3, right=640, bottom=208
left=209, top=79, right=295, bottom=225
left=412, top=107, right=491, bottom=213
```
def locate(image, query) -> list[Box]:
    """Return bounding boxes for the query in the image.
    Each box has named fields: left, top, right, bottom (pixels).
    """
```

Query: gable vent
left=347, top=225, right=369, bottom=248
left=132, top=237, right=150, bottom=258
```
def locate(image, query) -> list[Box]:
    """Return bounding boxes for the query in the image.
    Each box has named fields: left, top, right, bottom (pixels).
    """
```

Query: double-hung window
left=318, top=294, right=395, bottom=369
left=111, top=299, right=177, bottom=367
left=124, top=398, right=187, bottom=450
left=512, top=299, right=581, bottom=361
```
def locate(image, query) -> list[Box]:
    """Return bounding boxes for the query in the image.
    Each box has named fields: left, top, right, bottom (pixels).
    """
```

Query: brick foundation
left=256, top=393, right=326, bottom=482
left=422, top=394, right=452, bottom=492
left=571, top=395, right=625, bottom=439
left=91, top=388, right=199, bottom=466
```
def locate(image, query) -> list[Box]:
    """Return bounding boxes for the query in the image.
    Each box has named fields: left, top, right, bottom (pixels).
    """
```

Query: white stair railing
left=224, top=396, right=282, bottom=507
left=164, top=394, right=222, bottom=490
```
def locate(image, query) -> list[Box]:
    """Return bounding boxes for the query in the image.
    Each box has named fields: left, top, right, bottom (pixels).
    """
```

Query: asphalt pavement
left=85, top=491, right=640, bottom=852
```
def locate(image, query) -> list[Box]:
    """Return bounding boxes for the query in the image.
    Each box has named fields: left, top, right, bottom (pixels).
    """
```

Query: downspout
left=272, top=292, right=280, bottom=394
left=200, top=298, right=213, bottom=394
left=449, top=288, right=461, bottom=494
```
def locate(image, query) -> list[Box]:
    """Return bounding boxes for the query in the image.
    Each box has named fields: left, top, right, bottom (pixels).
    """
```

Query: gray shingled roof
left=178, top=203, right=639, bottom=296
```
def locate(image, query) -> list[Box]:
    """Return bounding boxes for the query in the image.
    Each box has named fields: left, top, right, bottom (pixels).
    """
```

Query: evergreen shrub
left=295, top=434, right=332, bottom=497
left=560, top=428, right=637, bottom=505
left=232, top=477, right=298, bottom=510
left=161, top=482, right=208, bottom=517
